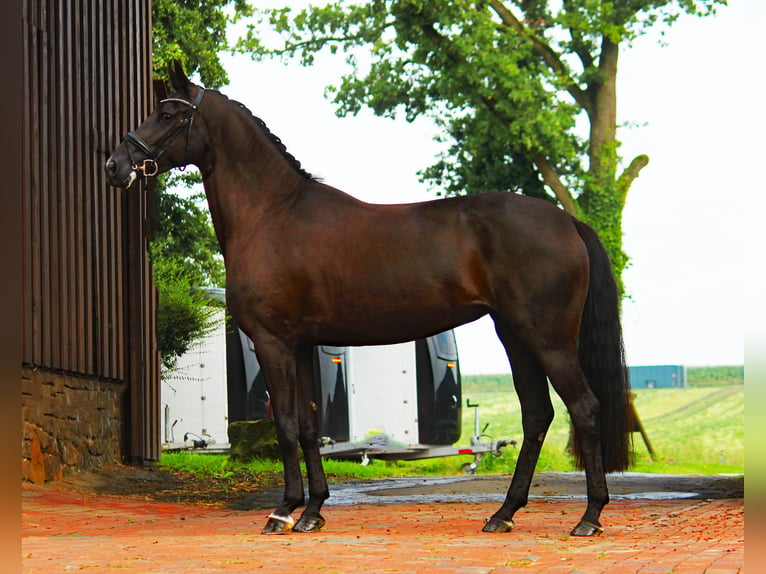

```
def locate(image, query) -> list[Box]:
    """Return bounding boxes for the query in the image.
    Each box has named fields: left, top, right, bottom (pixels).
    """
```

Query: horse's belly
left=308, top=297, right=488, bottom=347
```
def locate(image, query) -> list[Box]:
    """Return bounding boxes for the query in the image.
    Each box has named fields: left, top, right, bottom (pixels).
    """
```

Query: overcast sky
left=196, top=0, right=754, bottom=374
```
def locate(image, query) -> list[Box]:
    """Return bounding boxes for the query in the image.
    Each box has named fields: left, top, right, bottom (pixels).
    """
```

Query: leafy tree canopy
left=153, top=0, right=252, bottom=87
left=152, top=173, right=225, bottom=288
left=238, top=0, right=723, bottom=294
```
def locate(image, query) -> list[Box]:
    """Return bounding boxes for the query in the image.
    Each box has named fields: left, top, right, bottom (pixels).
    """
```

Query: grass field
left=460, top=377, right=744, bottom=476
left=160, top=367, right=744, bottom=480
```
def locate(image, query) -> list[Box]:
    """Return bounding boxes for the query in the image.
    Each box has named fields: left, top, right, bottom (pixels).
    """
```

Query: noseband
left=123, top=87, right=205, bottom=178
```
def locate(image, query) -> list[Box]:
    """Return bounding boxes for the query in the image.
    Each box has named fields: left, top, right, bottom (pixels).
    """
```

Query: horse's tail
left=572, top=218, right=633, bottom=473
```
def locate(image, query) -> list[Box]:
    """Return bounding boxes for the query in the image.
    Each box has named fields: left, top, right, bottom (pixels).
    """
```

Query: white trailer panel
left=161, top=309, right=229, bottom=447
left=346, top=343, right=420, bottom=445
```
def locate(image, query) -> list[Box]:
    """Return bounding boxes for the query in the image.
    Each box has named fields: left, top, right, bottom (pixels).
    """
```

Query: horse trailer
left=226, top=319, right=511, bottom=464
left=161, top=307, right=230, bottom=448
left=162, top=290, right=512, bottom=465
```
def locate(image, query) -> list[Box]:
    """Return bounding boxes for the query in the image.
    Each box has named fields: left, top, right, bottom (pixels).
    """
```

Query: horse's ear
left=153, top=79, right=168, bottom=103
left=168, top=59, right=191, bottom=93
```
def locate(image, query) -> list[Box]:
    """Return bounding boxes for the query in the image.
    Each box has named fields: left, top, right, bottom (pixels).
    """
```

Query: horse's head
left=105, top=60, right=208, bottom=188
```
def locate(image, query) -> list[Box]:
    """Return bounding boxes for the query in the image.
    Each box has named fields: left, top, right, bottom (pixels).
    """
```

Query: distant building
left=628, top=365, right=686, bottom=389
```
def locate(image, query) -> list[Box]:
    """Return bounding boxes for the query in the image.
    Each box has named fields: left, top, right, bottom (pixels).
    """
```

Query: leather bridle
left=123, top=87, right=205, bottom=178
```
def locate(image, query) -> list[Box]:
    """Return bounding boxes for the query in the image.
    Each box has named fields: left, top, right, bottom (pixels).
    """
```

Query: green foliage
left=687, top=365, right=744, bottom=387
left=462, top=373, right=514, bottom=393
left=159, top=450, right=475, bottom=480
left=152, top=174, right=225, bottom=287
left=160, top=451, right=235, bottom=477
left=463, top=367, right=747, bottom=390
left=150, top=174, right=225, bottom=373
left=151, top=248, right=222, bottom=373
left=239, top=0, right=723, bottom=293
left=153, top=0, right=253, bottom=88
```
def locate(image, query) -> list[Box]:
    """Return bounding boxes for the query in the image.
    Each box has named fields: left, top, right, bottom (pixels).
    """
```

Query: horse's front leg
left=252, top=336, right=306, bottom=535
left=293, top=344, right=329, bottom=532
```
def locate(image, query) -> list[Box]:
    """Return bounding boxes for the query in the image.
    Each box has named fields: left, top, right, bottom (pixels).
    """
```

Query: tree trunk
left=579, top=37, right=627, bottom=295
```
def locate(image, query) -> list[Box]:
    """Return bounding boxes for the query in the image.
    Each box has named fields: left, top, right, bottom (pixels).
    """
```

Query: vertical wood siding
left=22, top=0, right=159, bottom=461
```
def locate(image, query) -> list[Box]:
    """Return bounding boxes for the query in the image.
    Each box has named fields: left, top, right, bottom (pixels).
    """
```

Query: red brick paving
left=22, top=483, right=743, bottom=573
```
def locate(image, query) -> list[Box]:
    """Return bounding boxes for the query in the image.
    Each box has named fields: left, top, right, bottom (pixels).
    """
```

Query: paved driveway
left=22, top=479, right=743, bottom=573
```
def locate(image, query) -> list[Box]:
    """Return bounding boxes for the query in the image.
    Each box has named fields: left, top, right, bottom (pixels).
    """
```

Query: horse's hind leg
left=539, top=348, right=609, bottom=536
left=294, top=344, right=329, bottom=532
left=484, top=320, right=554, bottom=533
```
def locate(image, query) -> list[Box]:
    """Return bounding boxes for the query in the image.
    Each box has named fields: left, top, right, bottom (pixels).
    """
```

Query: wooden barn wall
left=22, top=0, right=160, bottom=464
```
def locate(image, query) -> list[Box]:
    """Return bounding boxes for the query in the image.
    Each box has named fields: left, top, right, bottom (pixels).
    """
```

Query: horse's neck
left=200, top=99, right=306, bottom=252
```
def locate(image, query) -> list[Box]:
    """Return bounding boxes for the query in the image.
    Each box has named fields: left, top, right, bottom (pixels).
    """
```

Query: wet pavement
left=227, top=472, right=745, bottom=510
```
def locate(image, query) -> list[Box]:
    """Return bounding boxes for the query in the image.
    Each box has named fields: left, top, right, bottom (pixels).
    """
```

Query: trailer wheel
left=461, top=462, right=476, bottom=475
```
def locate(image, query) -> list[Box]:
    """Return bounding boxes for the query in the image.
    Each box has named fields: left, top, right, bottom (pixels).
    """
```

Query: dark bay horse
left=105, top=62, right=632, bottom=537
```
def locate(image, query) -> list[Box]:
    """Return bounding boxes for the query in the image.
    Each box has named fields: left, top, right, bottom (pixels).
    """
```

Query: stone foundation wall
left=21, top=365, right=128, bottom=483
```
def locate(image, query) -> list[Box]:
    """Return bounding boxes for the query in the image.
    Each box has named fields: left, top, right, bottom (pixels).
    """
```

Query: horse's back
left=434, top=191, right=587, bottom=278
left=228, top=185, right=588, bottom=346
left=442, top=192, right=591, bottom=339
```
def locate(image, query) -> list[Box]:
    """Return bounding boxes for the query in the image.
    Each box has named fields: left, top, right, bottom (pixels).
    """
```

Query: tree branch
left=617, top=154, right=649, bottom=202
left=488, top=0, right=593, bottom=114
left=270, top=34, right=364, bottom=57
left=239, top=6, right=395, bottom=62
left=532, top=153, right=579, bottom=215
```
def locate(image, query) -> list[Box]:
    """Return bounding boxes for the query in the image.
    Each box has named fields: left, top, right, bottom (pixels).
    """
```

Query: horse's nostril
left=105, top=159, right=117, bottom=175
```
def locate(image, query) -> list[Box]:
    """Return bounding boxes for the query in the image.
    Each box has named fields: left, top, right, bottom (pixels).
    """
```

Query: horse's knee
left=274, top=420, right=300, bottom=450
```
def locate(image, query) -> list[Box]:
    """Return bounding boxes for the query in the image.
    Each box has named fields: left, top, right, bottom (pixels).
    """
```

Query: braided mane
left=219, top=91, right=319, bottom=182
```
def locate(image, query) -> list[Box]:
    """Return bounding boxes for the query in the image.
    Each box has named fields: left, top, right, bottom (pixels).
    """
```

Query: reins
left=123, top=87, right=205, bottom=178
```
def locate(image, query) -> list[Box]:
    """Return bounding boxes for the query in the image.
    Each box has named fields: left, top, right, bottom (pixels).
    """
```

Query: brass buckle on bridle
left=135, top=158, right=159, bottom=177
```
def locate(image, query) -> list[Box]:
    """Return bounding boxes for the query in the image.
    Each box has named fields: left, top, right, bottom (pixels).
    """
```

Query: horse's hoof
left=482, top=517, right=514, bottom=533
left=261, top=513, right=295, bottom=535
left=570, top=520, right=604, bottom=537
left=294, top=513, right=326, bottom=533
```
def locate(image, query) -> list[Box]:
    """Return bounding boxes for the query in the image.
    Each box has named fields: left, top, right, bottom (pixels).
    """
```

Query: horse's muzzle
left=104, top=155, right=138, bottom=188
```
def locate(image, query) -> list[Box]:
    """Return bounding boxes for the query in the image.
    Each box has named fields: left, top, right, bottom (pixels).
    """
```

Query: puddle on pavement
left=226, top=472, right=742, bottom=511
left=324, top=477, right=699, bottom=506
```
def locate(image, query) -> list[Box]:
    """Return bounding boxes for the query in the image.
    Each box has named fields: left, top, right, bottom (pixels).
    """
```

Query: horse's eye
left=160, top=112, right=174, bottom=124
